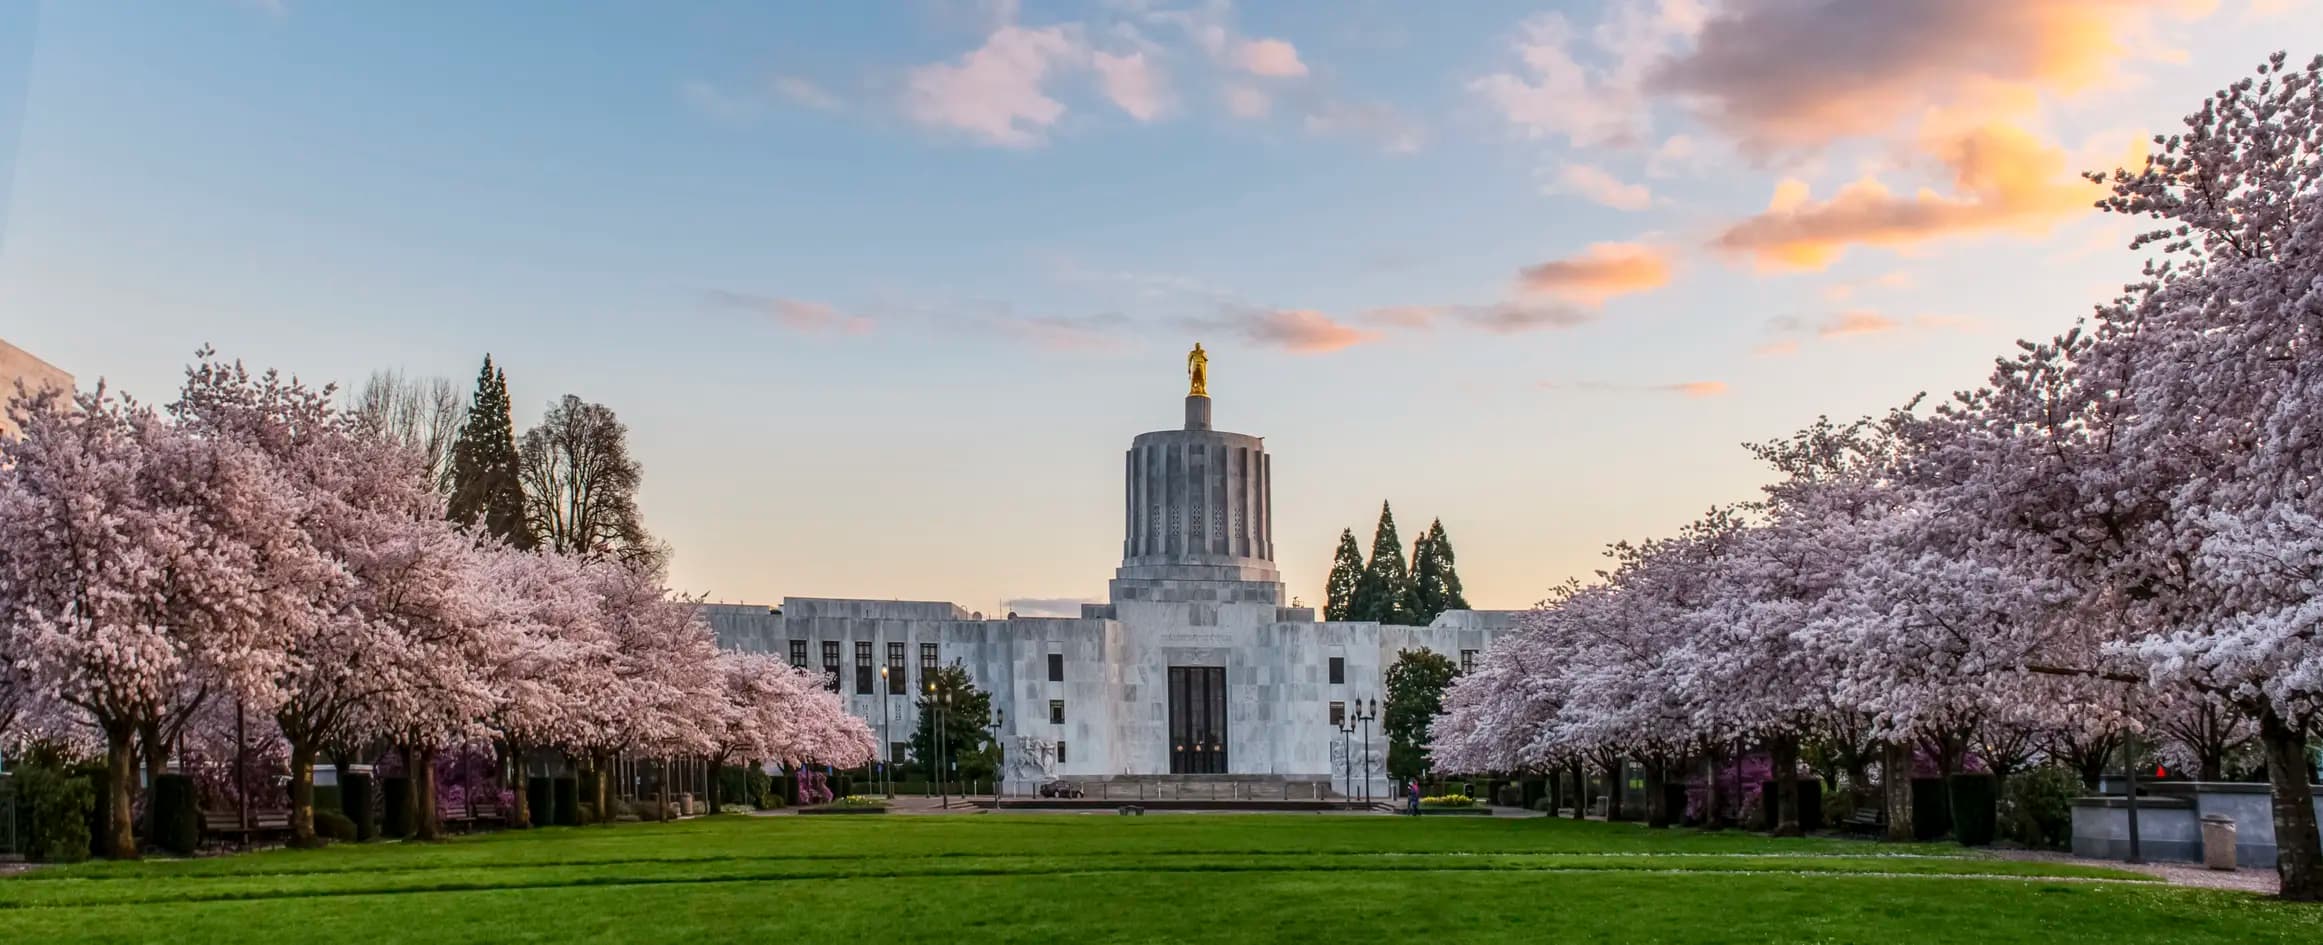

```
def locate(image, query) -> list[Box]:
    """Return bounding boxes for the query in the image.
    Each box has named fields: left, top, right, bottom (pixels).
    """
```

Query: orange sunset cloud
left=1518, top=242, right=1674, bottom=304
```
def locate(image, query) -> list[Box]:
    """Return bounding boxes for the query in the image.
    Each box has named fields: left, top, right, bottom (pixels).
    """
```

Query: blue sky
left=0, top=0, right=2306, bottom=614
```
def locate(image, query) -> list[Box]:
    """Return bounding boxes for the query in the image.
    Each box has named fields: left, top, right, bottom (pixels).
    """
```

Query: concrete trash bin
left=2200, top=814, right=2237, bottom=871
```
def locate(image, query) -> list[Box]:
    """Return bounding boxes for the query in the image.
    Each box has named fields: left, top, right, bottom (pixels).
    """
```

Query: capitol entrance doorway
left=1167, top=666, right=1228, bottom=774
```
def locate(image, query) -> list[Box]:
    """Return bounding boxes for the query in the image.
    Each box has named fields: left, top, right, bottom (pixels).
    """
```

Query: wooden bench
left=438, top=797, right=474, bottom=831
left=202, top=810, right=291, bottom=844
left=1837, top=806, right=1886, bottom=835
left=472, top=796, right=506, bottom=825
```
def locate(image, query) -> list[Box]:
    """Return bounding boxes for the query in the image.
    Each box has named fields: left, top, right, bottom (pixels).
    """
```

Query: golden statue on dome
left=1187, top=342, right=1208, bottom=397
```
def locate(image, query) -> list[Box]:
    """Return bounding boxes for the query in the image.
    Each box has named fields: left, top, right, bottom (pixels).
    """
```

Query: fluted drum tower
left=1110, top=344, right=1284, bottom=606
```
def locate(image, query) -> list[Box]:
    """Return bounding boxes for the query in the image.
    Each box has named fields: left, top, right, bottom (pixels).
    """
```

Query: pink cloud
left=1240, top=308, right=1376, bottom=353
left=1236, top=38, right=1308, bottom=77
left=1517, top=242, right=1675, bottom=304
left=704, top=290, right=875, bottom=335
left=1093, top=50, right=1171, bottom=122
left=1221, top=84, right=1271, bottom=118
left=902, top=24, right=1084, bottom=148
left=1817, top=310, right=1899, bottom=337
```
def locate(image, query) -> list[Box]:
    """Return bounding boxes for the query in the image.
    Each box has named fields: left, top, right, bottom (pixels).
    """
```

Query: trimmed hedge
left=527, top=777, right=555, bottom=828
left=1910, top=778, right=1952, bottom=842
left=382, top=776, right=413, bottom=838
left=553, top=777, right=580, bottom=827
left=1758, top=779, right=1825, bottom=832
left=341, top=772, right=376, bottom=841
left=151, top=773, right=200, bottom=855
left=314, top=808, right=358, bottom=843
left=16, top=766, right=93, bottom=863
left=1948, top=774, right=1998, bottom=847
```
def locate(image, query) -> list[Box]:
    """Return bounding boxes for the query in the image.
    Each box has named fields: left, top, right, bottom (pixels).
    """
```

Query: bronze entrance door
left=1167, top=666, right=1228, bottom=774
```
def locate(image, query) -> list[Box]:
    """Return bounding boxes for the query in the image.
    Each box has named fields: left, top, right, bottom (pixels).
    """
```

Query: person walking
left=1406, top=779, right=1420, bottom=817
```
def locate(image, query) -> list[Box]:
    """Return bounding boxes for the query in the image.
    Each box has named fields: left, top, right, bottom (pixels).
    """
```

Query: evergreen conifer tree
left=1323, top=528, right=1364, bottom=621
left=446, top=355, right=533, bottom=549
left=1408, top=518, right=1470, bottom=625
left=1349, top=502, right=1416, bottom=623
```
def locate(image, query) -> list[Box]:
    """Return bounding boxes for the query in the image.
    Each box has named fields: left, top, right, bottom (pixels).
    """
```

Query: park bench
left=438, top=796, right=474, bottom=831
left=472, top=796, right=506, bottom=825
left=1837, top=806, right=1886, bottom=836
left=202, top=810, right=291, bottom=845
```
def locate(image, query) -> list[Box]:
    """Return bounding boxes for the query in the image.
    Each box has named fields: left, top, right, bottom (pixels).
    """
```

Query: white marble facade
left=702, top=391, right=1515, bottom=794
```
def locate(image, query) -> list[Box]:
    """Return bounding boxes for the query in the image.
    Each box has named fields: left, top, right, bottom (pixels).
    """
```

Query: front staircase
left=992, top=773, right=1355, bottom=810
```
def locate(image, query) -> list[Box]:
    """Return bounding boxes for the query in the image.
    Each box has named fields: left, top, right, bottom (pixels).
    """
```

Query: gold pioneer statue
left=1187, top=342, right=1208, bottom=397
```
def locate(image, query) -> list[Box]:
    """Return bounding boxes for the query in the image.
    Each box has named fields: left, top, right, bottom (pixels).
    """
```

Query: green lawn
left=2, top=815, right=2313, bottom=944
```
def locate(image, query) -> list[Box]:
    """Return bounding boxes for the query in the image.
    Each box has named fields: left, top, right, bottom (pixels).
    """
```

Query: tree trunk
left=707, top=753, right=728, bottom=814
left=415, top=745, right=442, bottom=841
left=508, top=741, right=531, bottom=828
left=2199, top=752, right=2224, bottom=782
left=396, top=743, right=421, bottom=838
left=101, top=719, right=140, bottom=859
left=1882, top=740, right=1914, bottom=843
left=2258, top=707, right=2322, bottom=901
left=1600, top=756, right=1626, bottom=822
left=288, top=739, right=320, bottom=848
left=1566, top=759, right=1587, bottom=821
left=1702, top=749, right=1726, bottom=830
left=1770, top=733, right=1802, bottom=837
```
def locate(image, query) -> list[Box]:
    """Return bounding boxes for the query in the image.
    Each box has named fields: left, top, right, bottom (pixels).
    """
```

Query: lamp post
left=1336, top=719, right=1356, bottom=809
left=988, top=706, right=1005, bottom=799
left=1352, top=698, right=1379, bottom=807
left=879, top=665, right=894, bottom=798
left=927, top=679, right=952, bottom=809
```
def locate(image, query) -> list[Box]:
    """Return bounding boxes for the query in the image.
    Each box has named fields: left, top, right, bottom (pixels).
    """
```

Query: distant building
left=703, top=348, right=1518, bottom=796
left=0, top=337, right=74, bottom=437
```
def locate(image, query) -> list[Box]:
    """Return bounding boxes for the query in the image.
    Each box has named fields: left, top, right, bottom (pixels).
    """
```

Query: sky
left=0, top=0, right=2310, bottom=616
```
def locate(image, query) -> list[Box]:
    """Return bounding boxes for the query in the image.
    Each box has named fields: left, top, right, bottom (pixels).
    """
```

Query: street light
left=988, top=706, right=1005, bottom=799
left=1352, top=698, right=1379, bottom=807
left=926, top=679, right=953, bottom=809
left=1336, top=717, right=1357, bottom=809
left=879, top=665, right=894, bottom=798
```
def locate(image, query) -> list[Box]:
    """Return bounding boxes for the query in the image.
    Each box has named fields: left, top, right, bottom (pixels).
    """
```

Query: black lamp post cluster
left=1336, top=698, right=1378, bottom=807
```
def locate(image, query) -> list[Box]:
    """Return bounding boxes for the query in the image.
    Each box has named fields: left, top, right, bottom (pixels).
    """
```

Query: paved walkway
left=1993, top=849, right=2279, bottom=894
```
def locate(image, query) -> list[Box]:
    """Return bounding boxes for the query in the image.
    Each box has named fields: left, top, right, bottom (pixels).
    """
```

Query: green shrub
left=1949, top=774, right=1998, bottom=846
left=836, top=794, right=887, bottom=808
left=150, top=773, right=200, bottom=855
left=16, top=766, right=93, bottom=863
left=526, top=777, right=554, bottom=828
left=313, top=784, right=342, bottom=817
left=381, top=776, right=413, bottom=838
left=314, top=809, right=358, bottom=843
left=2002, top=766, right=2080, bottom=849
left=341, top=772, right=376, bottom=841
left=1909, top=778, right=1951, bottom=842
left=552, top=777, right=580, bottom=826
left=577, top=802, right=599, bottom=824
left=1418, top=795, right=1474, bottom=808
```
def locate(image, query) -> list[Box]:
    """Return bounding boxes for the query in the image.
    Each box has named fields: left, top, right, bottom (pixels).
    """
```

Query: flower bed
left=799, top=795, right=889, bottom=815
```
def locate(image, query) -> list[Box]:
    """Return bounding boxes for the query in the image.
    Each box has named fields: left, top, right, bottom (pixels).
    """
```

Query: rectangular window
left=821, top=641, right=840, bottom=691
left=855, top=641, right=874, bottom=695
left=920, top=643, right=938, bottom=689
left=1047, top=653, right=1064, bottom=682
left=1460, top=649, right=1477, bottom=673
left=887, top=642, right=906, bottom=694
left=1056, top=741, right=1067, bottom=764
left=1330, top=701, right=1345, bottom=727
left=1049, top=699, right=1065, bottom=725
left=789, top=640, right=808, bottom=668
left=1328, top=656, right=1345, bottom=685
left=891, top=742, right=909, bottom=764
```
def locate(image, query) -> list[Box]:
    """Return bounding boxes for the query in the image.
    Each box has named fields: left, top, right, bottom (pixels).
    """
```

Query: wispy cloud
left=1362, top=302, right=1593, bottom=335
left=1517, top=242, right=1674, bottom=304
left=1468, top=5, right=1702, bottom=148
left=1093, top=50, right=1173, bottom=121
left=902, top=23, right=1086, bottom=148
left=1235, top=38, right=1307, bottom=77
left=1541, top=379, right=1729, bottom=399
left=702, top=290, right=876, bottom=335
left=1543, top=162, right=1654, bottom=211
left=773, top=76, right=844, bottom=112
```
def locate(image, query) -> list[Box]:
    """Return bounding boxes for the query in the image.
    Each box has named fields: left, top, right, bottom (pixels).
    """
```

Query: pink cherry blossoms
left=1434, top=54, right=2323, bottom=901
left=0, top=351, right=872, bottom=854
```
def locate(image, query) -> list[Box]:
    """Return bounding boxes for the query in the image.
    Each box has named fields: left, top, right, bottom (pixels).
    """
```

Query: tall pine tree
left=1323, top=528, right=1364, bottom=621
left=446, top=355, right=533, bottom=549
left=1408, top=518, right=1470, bottom=625
left=1348, top=502, right=1416, bottom=623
